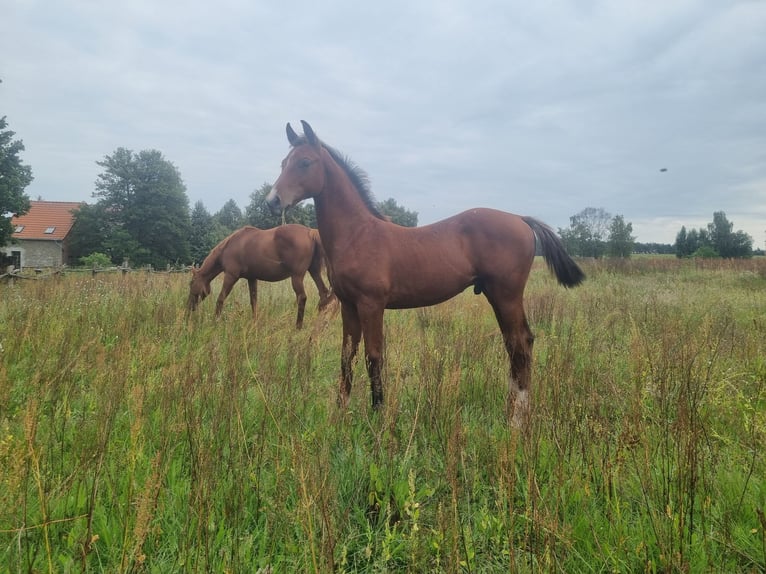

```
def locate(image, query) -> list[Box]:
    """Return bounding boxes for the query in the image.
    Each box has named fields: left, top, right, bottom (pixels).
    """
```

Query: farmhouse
left=3, top=201, right=83, bottom=270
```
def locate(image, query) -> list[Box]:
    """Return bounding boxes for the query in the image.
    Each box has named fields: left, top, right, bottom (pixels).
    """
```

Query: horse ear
left=286, top=122, right=299, bottom=146
left=301, top=120, right=319, bottom=147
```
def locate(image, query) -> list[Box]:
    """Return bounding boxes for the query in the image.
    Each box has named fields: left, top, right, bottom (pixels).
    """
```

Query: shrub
left=79, top=252, right=113, bottom=268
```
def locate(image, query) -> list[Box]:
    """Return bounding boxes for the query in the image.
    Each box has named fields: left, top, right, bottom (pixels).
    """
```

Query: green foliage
left=69, top=148, right=192, bottom=268
left=213, top=198, right=244, bottom=234
left=78, top=252, right=112, bottom=268
left=378, top=197, right=418, bottom=227
left=606, top=214, right=635, bottom=258
left=0, top=115, right=33, bottom=247
left=68, top=203, right=110, bottom=263
left=246, top=183, right=317, bottom=228
left=189, top=199, right=248, bottom=264
left=560, top=207, right=635, bottom=258
left=1, top=259, right=765, bottom=571
left=692, top=245, right=719, bottom=258
left=245, top=184, right=418, bottom=230
left=559, top=207, right=610, bottom=257
left=675, top=212, right=753, bottom=259
left=633, top=242, right=675, bottom=255
left=189, top=201, right=217, bottom=264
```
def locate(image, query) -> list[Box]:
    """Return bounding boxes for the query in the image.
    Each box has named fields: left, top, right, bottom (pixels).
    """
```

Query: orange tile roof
left=11, top=201, right=84, bottom=241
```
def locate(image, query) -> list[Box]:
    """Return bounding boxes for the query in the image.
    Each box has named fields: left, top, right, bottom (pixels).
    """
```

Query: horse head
left=187, top=266, right=211, bottom=311
left=266, top=120, right=325, bottom=214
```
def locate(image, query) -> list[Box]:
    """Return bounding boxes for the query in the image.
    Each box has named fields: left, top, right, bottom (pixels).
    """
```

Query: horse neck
left=197, top=249, right=223, bottom=281
left=314, top=148, right=380, bottom=257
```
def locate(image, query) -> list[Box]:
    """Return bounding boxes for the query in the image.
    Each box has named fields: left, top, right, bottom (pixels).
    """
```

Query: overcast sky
left=3, top=0, right=765, bottom=245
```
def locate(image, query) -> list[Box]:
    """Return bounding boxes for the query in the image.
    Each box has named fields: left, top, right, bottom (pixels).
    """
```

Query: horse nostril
left=266, top=195, right=282, bottom=216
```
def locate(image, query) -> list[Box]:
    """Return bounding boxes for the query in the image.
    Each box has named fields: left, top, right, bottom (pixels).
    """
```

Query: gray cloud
left=2, top=0, right=764, bottom=245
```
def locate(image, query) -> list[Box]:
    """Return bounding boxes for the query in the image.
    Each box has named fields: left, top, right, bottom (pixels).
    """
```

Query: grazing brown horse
left=266, top=121, right=584, bottom=425
left=187, top=224, right=334, bottom=328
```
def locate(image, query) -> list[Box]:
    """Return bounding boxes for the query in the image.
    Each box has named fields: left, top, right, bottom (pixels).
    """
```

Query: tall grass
left=0, top=258, right=764, bottom=572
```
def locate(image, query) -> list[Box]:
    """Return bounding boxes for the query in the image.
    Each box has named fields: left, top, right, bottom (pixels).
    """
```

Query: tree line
left=67, top=149, right=418, bottom=268
left=674, top=212, right=753, bottom=258
left=557, top=207, right=757, bottom=259
left=557, top=207, right=636, bottom=258
left=0, top=108, right=758, bottom=265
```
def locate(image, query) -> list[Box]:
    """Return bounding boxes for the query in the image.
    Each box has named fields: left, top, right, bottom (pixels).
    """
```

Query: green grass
left=1, top=258, right=765, bottom=573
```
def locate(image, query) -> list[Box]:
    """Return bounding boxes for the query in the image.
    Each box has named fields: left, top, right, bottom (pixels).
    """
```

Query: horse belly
left=252, top=266, right=292, bottom=282
left=386, top=275, right=473, bottom=309
left=238, top=259, right=291, bottom=283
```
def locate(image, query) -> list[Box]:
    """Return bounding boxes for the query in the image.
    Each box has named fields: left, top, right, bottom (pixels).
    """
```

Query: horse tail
left=522, top=216, right=585, bottom=288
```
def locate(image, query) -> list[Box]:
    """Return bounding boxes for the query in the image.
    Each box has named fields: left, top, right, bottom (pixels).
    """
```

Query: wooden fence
left=0, top=265, right=191, bottom=281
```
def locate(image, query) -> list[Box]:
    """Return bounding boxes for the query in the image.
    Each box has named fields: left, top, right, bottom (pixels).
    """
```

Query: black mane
left=291, top=136, right=386, bottom=221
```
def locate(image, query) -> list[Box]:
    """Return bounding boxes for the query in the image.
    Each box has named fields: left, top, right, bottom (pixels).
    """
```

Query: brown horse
left=266, top=121, right=584, bottom=425
left=187, top=224, right=334, bottom=328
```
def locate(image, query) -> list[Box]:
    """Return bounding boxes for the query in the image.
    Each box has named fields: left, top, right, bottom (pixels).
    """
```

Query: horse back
left=330, top=208, right=537, bottom=308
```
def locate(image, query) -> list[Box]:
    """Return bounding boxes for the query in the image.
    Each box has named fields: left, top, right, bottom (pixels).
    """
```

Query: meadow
left=0, top=257, right=764, bottom=573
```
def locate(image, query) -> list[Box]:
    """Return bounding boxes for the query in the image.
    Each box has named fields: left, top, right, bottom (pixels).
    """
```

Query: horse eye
left=299, top=157, right=312, bottom=168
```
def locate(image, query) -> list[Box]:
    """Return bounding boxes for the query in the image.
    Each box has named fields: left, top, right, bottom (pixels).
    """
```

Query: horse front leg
left=339, top=302, right=361, bottom=407
left=215, top=274, right=238, bottom=317
left=247, top=278, right=258, bottom=322
left=290, top=275, right=308, bottom=329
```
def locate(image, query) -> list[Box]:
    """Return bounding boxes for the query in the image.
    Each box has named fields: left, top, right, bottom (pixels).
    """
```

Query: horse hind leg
left=358, top=303, right=385, bottom=409
left=290, top=275, right=308, bottom=329
left=307, top=244, right=334, bottom=309
left=486, top=291, right=535, bottom=428
left=339, top=303, right=362, bottom=407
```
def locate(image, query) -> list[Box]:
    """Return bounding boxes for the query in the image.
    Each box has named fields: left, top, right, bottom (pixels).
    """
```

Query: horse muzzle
left=265, top=184, right=285, bottom=215
left=265, top=193, right=283, bottom=216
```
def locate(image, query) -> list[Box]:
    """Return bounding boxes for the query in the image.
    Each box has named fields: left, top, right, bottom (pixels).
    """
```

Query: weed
left=0, top=260, right=764, bottom=571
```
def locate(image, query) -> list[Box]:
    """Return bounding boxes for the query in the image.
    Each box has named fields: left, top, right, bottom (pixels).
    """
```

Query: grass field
left=1, top=257, right=765, bottom=573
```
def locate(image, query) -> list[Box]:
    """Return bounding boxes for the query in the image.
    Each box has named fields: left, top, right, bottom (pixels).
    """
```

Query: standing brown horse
left=187, top=224, right=334, bottom=329
left=266, top=121, right=584, bottom=425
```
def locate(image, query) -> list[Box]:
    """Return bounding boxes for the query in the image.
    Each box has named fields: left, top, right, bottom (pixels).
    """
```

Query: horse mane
left=291, top=136, right=386, bottom=221
left=198, top=227, right=253, bottom=271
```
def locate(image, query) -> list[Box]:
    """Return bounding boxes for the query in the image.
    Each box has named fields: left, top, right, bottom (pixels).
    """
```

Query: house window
left=14, top=225, right=24, bottom=233
left=44, top=226, right=56, bottom=234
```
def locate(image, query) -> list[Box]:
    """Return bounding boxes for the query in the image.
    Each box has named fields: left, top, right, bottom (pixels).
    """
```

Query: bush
left=692, top=245, right=719, bottom=258
left=79, top=252, right=113, bottom=268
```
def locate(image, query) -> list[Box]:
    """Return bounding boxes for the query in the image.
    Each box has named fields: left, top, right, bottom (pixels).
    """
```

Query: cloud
left=2, top=0, right=764, bottom=243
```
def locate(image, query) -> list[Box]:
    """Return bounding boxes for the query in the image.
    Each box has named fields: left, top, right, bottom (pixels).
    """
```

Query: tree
left=675, top=226, right=691, bottom=258
left=730, top=230, right=753, bottom=258
left=69, top=148, right=191, bottom=267
left=0, top=115, right=33, bottom=247
left=559, top=207, right=612, bottom=258
left=708, top=211, right=734, bottom=258
left=245, top=183, right=317, bottom=229
left=378, top=197, right=418, bottom=227
left=214, top=199, right=244, bottom=234
left=674, top=211, right=752, bottom=258
left=68, top=203, right=110, bottom=263
left=245, top=183, right=419, bottom=230
left=708, top=211, right=752, bottom=258
left=189, top=201, right=216, bottom=264
left=606, top=214, right=635, bottom=258
left=633, top=242, right=674, bottom=255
